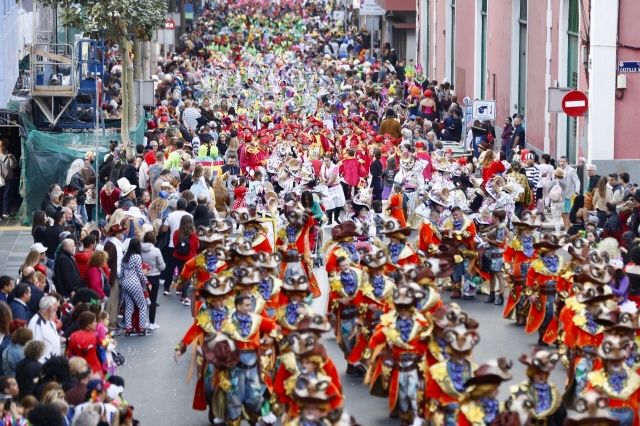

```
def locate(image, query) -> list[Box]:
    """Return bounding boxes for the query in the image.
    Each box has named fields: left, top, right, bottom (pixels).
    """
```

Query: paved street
left=1, top=229, right=566, bottom=425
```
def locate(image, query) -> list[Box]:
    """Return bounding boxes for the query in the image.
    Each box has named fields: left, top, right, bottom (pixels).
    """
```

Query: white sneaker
left=148, top=323, right=160, bottom=330
left=183, top=299, right=191, bottom=306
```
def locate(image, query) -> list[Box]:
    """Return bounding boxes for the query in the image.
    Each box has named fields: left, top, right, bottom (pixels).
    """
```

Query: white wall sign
left=359, top=0, right=386, bottom=15
left=471, top=100, right=496, bottom=121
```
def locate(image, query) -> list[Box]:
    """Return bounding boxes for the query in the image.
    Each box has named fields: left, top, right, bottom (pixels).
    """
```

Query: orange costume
left=328, top=267, right=363, bottom=367
left=348, top=270, right=395, bottom=365
left=586, top=331, right=640, bottom=426
left=275, top=210, right=320, bottom=298
left=524, top=252, right=569, bottom=343
left=503, top=235, right=538, bottom=323
left=388, top=192, right=406, bottom=227
left=417, top=219, right=442, bottom=254
left=367, top=309, right=431, bottom=413
left=324, top=221, right=362, bottom=275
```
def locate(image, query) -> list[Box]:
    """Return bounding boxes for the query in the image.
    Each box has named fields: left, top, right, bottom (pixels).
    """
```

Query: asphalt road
left=0, top=230, right=567, bottom=426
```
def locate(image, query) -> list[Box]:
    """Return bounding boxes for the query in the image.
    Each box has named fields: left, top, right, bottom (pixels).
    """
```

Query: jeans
left=78, top=204, right=88, bottom=224
left=2, top=179, right=14, bottom=215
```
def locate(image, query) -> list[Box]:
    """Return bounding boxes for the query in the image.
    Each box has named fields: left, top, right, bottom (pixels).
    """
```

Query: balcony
left=374, top=0, right=416, bottom=12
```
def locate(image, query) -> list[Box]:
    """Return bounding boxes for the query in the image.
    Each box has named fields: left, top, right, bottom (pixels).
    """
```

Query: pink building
left=413, top=0, right=640, bottom=181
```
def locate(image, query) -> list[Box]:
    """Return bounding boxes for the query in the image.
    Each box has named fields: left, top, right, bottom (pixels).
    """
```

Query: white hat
left=30, top=243, right=47, bottom=254
left=125, top=207, right=145, bottom=220
left=116, top=178, right=136, bottom=196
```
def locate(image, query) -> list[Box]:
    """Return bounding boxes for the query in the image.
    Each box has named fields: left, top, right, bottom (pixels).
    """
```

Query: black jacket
left=54, top=250, right=83, bottom=297
left=42, top=224, right=65, bottom=259
left=66, top=173, right=87, bottom=205
left=121, top=164, right=138, bottom=188
left=16, top=357, right=42, bottom=400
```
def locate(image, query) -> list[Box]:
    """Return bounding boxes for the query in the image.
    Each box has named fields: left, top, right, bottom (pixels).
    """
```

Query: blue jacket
left=2, top=342, right=25, bottom=377
left=10, top=300, right=31, bottom=322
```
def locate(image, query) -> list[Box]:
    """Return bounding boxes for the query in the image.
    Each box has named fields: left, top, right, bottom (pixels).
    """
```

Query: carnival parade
left=0, top=0, right=638, bottom=425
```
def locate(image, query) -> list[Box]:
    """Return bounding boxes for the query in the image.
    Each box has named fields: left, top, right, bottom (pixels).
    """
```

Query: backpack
left=176, top=236, right=191, bottom=256
left=549, top=181, right=563, bottom=202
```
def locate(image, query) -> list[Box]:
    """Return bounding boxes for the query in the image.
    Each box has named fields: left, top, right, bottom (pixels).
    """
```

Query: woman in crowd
left=568, top=194, right=589, bottom=236
left=370, top=148, right=383, bottom=201
left=16, top=340, right=45, bottom=400
left=85, top=251, right=109, bottom=302
left=172, top=216, right=199, bottom=306
left=65, top=159, right=90, bottom=224
left=381, top=156, right=397, bottom=200
left=32, top=211, right=48, bottom=245
left=480, top=150, right=505, bottom=185
left=120, top=238, right=150, bottom=336
left=593, top=176, right=613, bottom=228
left=141, top=231, right=165, bottom=330
left=2, top=320, right=31, bottom=377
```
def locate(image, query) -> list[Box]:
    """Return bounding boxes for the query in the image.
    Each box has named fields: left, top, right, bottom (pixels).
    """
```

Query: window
left=566, top=0, right=579, bottom=162
left=518, top=0, right=527, bottom=116
left=480, top=0, right=488, bottom=98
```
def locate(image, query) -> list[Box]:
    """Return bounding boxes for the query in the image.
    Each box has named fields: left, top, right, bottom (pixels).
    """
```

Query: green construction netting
left=17, top=114, right=148, bottom=226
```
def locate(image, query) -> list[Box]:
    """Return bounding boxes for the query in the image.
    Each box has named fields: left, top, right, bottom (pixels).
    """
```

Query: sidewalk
left=0, top=230, right=33, bottom=276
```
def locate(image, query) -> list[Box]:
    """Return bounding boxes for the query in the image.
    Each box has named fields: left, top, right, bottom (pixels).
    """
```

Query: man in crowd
left=28, top=295, right=64, bottom=362
left=99, top=182, right=120, bottom=220
left=559, top=156, right=580, bottom=230
left=53, top=239, right=83, bottom=297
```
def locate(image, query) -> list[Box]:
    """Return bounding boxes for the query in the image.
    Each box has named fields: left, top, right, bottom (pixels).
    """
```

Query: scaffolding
left=27, top=3, right=103, bottom=130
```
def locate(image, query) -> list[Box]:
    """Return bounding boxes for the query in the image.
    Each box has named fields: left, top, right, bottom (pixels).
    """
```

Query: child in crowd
left=232, top=176, right=247, bottom=210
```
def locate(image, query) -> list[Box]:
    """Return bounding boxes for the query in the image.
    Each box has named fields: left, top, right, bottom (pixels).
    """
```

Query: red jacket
left=99, top=188, right=121, bottom=215
left=172, top=232, right=200, bottom=261
left=482, top=160, right=506, bottom=186
left=85, top=266, right=106, bottom=299
left=339, top=157, right=366, bottom=186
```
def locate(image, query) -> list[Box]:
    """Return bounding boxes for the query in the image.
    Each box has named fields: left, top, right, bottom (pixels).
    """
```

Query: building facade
left=0, top=0, right=20, bottom=108
left=413, top=0, right=640, bottom=181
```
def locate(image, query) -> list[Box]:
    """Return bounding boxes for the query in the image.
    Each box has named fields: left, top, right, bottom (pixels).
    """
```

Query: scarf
left=585, top=312, right=599, bottom=334
left=608, top=371, right=627, bottom=393
left=542, top=255, right=559, bottom=273
left=453, top=219, right=463, bottom=230
left=448, top=361, right=469, bottom=392
left=371, top=275, right=385, bottom=298
left=479, top=398, right=499, bottom=424
left=397, top=317, right=413, bottom=342
left=258, top=278, right=272, bottom=301
left=243, top=228, right=258, bottom=242
left=340, top=271, right=357, bottom=296
left=285, top=303, right=301, bottom=325
left=210, top=307, right=227, bottom=331
left=435, top=336, right=450, bottom=359
left=286, top=225, right=298, bottom=243
left=206, top=254, right=218, bottom=272
left=340, top=242, right=359, bottom=263
left=521, top=236, right=534, bottom=258
left=235, top=313, right=252, bottom=337
left=532, top=382, right=552, bottom=413
left=388, top=243, right=404, bottom=264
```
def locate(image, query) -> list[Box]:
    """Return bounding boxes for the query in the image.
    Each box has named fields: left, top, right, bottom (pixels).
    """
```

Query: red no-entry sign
left=562, top=90, right=588, bottom=117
